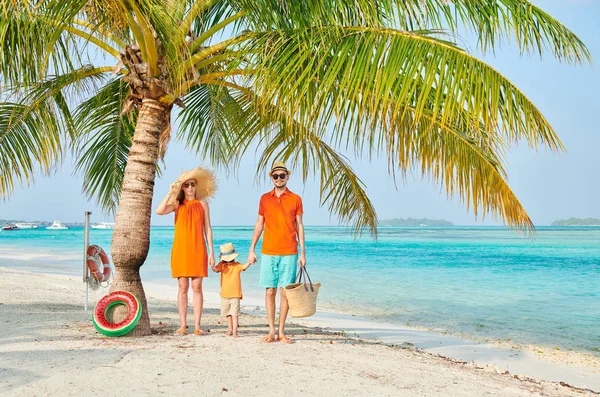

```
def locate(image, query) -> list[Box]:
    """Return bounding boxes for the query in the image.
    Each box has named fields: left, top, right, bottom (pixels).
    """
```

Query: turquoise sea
left=0, top=226, right=598, bottom=355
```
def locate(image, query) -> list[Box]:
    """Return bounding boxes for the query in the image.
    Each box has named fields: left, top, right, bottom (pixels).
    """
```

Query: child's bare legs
left=225, top=315, right=233, bottom=336
left=225, top=315, right=239, bottom=337
left=232, top=315, right=239, bottom=338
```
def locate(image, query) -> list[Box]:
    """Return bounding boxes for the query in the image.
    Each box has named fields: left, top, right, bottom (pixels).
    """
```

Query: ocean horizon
left=1, top=225, right=598, bottom=356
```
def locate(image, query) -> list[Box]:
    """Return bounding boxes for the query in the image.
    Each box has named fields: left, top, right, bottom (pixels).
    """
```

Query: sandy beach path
left=0, top=267, right=594, bottom=396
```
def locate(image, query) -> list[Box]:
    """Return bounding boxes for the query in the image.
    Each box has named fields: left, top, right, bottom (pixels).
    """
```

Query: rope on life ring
left=86, top=245, right=114, bottom=289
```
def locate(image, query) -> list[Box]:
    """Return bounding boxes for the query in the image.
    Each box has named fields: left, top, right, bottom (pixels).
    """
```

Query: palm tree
left=1, top=0, right=590, bottom=335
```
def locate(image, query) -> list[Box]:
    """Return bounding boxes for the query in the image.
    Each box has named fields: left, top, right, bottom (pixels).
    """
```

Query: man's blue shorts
left=259, top=253, right=298, bottom=288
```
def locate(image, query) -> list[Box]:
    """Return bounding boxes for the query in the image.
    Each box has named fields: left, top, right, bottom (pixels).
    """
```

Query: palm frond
left=240, top=26, right=546, bottom=230
left=180, top=81, right=378, bottom=234
left=0, top=65, right=109, bottom=198
left=73, top=78, right=136, bottom=214
left=177, top=83, right=247, bottom=169
left=235, top=0, right=591, bottom=63
left=392, top=0, right=592, bottom=63
left=234, top=0, right=388, bottom=30
left=0, top=0, right=90, bottom=85
left=385, top=103, right=533, bottom=231
left=186, top=0, right=235, bottom=40
left=249, top=26, right=565, bottom=152
left=0, top=99, right=67, bottom=199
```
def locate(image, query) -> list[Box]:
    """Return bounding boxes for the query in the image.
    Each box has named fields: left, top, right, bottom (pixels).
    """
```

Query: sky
left=0, top=0, right=598, bottom=227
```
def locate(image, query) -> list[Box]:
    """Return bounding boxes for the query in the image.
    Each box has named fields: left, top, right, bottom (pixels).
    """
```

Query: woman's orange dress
left=170, top=199, right=208, bottom=278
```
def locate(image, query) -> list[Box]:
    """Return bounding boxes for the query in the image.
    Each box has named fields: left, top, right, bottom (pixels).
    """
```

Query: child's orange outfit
left=215, top=261, right=244, bottom=316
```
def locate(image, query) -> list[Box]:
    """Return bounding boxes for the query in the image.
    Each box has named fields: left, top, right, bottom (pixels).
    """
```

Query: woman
left=156, top=167, right=217, bottom=335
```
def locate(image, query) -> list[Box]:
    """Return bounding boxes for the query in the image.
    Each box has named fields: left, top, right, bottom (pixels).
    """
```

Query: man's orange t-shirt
left=216, top=262, right=244, bottom=298
left=258, top=188, right=303, bottom=255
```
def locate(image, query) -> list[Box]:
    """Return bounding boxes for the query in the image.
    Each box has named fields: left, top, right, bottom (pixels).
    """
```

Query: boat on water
left=2, top=223, right=20, bottom=231
left=15, top=222, right=39, bottom=229
left=91, top=222, right=115, bottom=230
left=46, top=221, right=69, bottom=230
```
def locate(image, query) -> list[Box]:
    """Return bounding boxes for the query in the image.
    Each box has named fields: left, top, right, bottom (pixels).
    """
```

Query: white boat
left=91, top=222, right=115, bottom=230
left=15, top=222, right=39, bottom=229
left=46, top=221, right=69, bottom=230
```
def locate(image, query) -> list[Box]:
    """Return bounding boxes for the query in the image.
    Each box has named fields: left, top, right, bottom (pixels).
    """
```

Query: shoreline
left=2, top=249, right=598, bottom=363
left=3, top=265, right=597, bottom=391
left=1, top=267, right=598, bottom=396
left=142, top=278, right=600, bottom=391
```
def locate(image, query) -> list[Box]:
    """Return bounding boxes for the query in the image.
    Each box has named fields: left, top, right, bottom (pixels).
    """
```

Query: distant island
left=551, top=218, right=600, bottom=226
left=379, top=217, right=453, bottom=227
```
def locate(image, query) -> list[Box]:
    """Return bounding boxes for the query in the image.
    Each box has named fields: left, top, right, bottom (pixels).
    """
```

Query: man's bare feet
left=225, top=329, right=232, bottom=336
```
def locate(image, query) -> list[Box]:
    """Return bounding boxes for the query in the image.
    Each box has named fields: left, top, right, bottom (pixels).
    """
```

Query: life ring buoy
left=93, top=291, right=142, bottom=337
left=87, top=245, right=112, bottom=282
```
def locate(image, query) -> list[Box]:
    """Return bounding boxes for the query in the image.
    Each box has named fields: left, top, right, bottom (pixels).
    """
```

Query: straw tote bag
left=285, top=267, right=321, bottom=318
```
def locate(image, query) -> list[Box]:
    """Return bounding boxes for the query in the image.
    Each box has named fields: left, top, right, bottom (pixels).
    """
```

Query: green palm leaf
left=393, top=0, right=592, bottom=62
left=250, top=27, right=564, bottom=151
left=0, top=0, right=90, bottom=85
left=235, top=0, right=590, bottom=63
left=177, top=83, right=247, bottom=169
left=0, top=64, right=109, bottom=198
left=179, top=81, right=378, bottom=234
left=73, top=78, right=136, bottom=214
left=0, top=99, right=65, bottom=198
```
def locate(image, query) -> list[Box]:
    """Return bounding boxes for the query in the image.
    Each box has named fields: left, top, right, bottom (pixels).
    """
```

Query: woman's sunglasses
left=272, top=173, right=287, bottom=180
left=183, top=182, right=196, bottom=188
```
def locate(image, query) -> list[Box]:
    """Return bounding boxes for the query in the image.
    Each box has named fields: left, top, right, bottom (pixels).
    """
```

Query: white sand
left=0, top=267, right=597, bottom=397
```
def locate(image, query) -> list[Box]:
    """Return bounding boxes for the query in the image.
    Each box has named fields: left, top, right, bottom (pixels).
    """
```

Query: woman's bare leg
left=177, top=277, right=190, bottom=329
left=191, top=277, right=204, bottom=331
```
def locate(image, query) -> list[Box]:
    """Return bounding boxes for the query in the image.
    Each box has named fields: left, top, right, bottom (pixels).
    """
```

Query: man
left=248, top=161, right=306, bottom=344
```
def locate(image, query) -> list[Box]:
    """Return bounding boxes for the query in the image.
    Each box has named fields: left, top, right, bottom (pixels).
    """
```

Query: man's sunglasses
left=183, top=182, right=196, bottom=188
left=272, top=173, right=287, bottom=180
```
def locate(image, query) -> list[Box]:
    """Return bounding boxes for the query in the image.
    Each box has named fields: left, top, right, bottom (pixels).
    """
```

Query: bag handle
left=295, top=266, right=314, bottom=292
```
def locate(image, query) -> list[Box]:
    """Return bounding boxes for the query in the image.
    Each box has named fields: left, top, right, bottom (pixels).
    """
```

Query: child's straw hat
left=219, top=242, right=239, bottom=262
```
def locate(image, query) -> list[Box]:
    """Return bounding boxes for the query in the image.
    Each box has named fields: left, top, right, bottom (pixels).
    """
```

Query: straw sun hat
left=269, top=161, right=291, bottom=176
left=168, top=166, right=217, bottom=205
left=219, top=242, right=239, bottom=262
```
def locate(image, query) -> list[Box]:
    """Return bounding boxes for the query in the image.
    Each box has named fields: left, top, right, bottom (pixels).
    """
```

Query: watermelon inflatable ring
left=93, top=291, right=142, bottom=337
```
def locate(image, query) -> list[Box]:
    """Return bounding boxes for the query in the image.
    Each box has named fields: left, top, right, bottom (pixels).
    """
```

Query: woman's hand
left=169, top=180, right=182, bottom=195
left=208, top=255, right=215, bottom=267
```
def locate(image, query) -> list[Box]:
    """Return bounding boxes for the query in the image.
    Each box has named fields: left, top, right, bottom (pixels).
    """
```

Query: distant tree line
left=551, top=218, right=600, bottom=226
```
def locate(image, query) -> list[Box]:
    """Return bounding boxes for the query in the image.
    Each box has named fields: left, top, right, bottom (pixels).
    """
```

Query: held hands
left=248, top=251, right=258, bottom=264
left=209, top=256, right=218, bottom=272
left=298, top=254, right=306, bottom=268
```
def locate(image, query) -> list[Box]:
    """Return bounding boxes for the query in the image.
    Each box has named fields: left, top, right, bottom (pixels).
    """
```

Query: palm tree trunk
left=110, top=98, right=168, bottom=336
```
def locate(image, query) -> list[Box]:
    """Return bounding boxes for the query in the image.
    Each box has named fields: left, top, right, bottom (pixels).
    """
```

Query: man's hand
left=298, top=254, right=306, bottom=267
left=248, top=251, right=258, bottom=264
